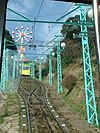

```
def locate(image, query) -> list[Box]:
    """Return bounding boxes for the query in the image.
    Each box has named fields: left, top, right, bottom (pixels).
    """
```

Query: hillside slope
left=42, top=15, right=100, bottom=125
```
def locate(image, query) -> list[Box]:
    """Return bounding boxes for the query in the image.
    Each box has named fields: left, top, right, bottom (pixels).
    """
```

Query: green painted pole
left=56, top=36, right=63, bottom=93
left=39, top=57, right=42, bottom=81
left=80, top=5, right=98, bottom=126
left=31, top=61, right=35, bottom=78
left=6, top=19, right=93, bottom=26
left=16, top=61, right=19, bottom=78
left=5, top=49, right=8, bottom=81
left=12, top=58, right=16, bottom=80
left=19, top=64, right=22, bottom=75
left=1, top=40, right=6, bottom=92
left=56, top=6, right=79, bottom=21
left=7, top=8, right=31, bottom=21
left=49, top=52, right=52, bottom=86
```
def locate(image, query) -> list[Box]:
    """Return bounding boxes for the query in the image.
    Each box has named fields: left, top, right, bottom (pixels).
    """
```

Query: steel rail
left=19, top=77, right=66, bottom=132
left=22, top=77, right=64, bottom=132
left=18, top=77, right=32, bottom=133
left=34, top=80, right=54, bottom=132
left=34, top=79, right=66, bottom=133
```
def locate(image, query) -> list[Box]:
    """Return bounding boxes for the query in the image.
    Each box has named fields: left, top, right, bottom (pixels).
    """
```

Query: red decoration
left=23, top=58, right=28, bottom=61
left=21, top=33, right=25, bottom=37
left=19, top=47, right=25, bottom=53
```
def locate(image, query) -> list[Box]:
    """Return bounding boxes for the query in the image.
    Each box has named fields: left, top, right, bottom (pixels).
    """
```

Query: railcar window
left=23, top=67, right=30, bottom=70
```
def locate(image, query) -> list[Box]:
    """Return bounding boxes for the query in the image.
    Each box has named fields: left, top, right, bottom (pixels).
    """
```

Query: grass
left=0, top=92, right=21, bottom=130
left=0, top=116, right=4, bottom=124
left=61, top=92, right=87, bottom=120
left=17, top=94, right=22, bottom=133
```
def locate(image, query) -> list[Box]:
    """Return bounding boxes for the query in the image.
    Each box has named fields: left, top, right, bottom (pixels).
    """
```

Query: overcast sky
left=6, top=0, right=79, bottom=60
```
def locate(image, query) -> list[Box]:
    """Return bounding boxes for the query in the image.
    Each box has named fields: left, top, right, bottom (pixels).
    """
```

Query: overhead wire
left=8, top=2, right=75, bottom=60
left=35, top=0, right=47, bottom=56
left=36, top=0, right=45, bottom=20
left=40, top=3, right=74, bottom=50
left=39, top=3, right=76, bottom=56
left=31, top=0, right=46, bottom=57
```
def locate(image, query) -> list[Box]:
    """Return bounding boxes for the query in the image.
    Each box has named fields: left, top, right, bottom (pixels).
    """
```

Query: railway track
left=18, top=76, right=66, bottom=133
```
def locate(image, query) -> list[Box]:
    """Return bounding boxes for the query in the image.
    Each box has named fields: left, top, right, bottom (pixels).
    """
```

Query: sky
left=6, top=0, right=79, bottom=60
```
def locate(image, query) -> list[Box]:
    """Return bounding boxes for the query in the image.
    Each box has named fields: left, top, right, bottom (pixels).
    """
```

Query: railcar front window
left=23, top=67, right=30, bottom=70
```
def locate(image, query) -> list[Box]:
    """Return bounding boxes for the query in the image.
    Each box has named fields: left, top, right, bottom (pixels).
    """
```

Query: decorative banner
left=23, top=58, right=29, bottom=61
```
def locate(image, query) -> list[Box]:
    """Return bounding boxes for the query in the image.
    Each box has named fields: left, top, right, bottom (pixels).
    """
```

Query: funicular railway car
left=22, top=64, right=31, bottom=76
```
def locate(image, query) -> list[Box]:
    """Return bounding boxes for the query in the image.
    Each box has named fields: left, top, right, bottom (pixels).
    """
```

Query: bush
left=42, top=68, right=49, bottom=77
left=61, top=74, right=76, bottom=92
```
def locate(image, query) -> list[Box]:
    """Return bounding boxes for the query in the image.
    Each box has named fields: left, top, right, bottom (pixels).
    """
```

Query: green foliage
left=60, top=15, right=95, bottom=68
left=5, top=29, right=17, bottom=51
left=0, top=117, right=4, bottom=124
left=0, top=92, right=20, bottom=127
left=43, top=15, right=95, bottom=76
left=61, top=15, right=80, bottom=39
left=42, top=67, right=49, bottom=77
left=61, top=74, right=77, bottom=93
left=61, top=93, right=86, bottom=119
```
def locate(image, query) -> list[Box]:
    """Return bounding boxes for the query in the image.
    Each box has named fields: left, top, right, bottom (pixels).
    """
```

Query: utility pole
left=16, top=60, right=19, bottom=78
left=80, top=5, right=98, bottom=125
left=49, top=52, right=52, bottom=86
left=39, top=56, right=43, bottom=81
left=56, top=36, right=63, bottom=93
left=12, top=57, right=16, bottom=80
left=31, top=61, right=35, bottom=78
left=5, top=49, right=8, bottom=82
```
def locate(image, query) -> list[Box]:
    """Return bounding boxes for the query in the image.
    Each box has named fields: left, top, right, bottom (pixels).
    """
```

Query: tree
left=5, top=29, right=17, bottom=51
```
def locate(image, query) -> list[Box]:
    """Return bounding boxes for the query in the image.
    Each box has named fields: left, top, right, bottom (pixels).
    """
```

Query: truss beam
left=31, top=61, right=35, bottom=79
left=80, top=5, right=98, bottom=125
left=49, top=52, right=52, bottom=86
left=1, top=44, right=6, bottom=91
left=39, top=57, right=42, bottom=81
left=12, top=58, right=16, bottom=80
left=56, top=36, right=63, bottom=93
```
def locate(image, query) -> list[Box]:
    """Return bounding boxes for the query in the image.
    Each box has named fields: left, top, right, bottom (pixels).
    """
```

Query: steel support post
left=0, top=0, right=8, bottom=78
left=80, top=5, right=98, bottom=125
left=39, top=57, right=42, bottom=81
left=19, top=64, right=22, bottom=75
left=12, top=58, right=16, bottom=80
left=31, top=61, right=35, bottom=78
left=5, top=49, right=8, bottom=81
left=1, top=43, right=6, bottom=91
left=16, top=61, right=19, bottom=78
left=56, top=36, right=63, bottom=93
left=49, top=53, right=52, bottom=86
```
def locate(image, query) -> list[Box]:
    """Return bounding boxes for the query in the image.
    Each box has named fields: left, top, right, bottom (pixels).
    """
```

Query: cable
left=36, top=0, right=45, bottom=20
left=40, top=3, right=74, bottom=47
left=31, top=0, right=46, bottom=54
left=37, top=3, right=74, bottom=57
left=39, top=12, right=65, bottom=18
